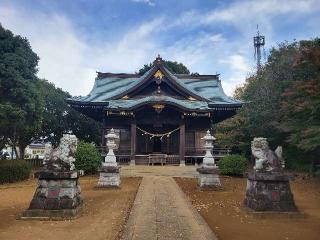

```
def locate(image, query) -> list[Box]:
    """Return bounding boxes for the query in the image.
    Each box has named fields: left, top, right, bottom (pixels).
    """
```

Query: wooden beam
left=130, top=122, right=136, bottom=165
left=179, top=122, right=185, bottom=166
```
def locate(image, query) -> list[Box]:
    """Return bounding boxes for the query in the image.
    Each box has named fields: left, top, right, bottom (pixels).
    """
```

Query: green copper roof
left=67, top=58, right=242, bottom=111
left=72, top=67, right=155, bottom=102
left=164, top=69, right=241, bottom=104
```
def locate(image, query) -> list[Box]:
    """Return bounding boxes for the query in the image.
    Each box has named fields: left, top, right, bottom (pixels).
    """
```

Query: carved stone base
left=21, top=206, right=82, bottom=220
left=22, top=170, right=82, bottom=220
left=244, top=171, right=297, bottom=212
left=197, top=167, right=222, bottom=189
left=96, top=166, right=121, bottom=188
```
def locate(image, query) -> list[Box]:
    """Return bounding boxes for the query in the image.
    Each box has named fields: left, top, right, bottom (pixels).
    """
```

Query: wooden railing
left=96, top=147, right=231, bottom=166
left=185, top=147, right=231, bottom=165
left=117, top=155, right=131, bottom=165
left=185, top=147, right=231, bottom=156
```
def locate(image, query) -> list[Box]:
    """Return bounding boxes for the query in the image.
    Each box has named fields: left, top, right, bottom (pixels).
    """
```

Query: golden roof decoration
left=154, top=70, right=164, bottom=79
left=122, top=95, right=129, bottom=100
left=152, top=103, right=165, bottom=114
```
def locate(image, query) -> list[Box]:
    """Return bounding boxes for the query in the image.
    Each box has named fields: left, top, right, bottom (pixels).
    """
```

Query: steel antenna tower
left=253, top=25, right=265, bottom=70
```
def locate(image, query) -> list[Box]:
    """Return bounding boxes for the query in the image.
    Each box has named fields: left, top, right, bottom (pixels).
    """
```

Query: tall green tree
left=0, top=24, right=42, bottom=158
left=38, top=79, right=101, bottom=147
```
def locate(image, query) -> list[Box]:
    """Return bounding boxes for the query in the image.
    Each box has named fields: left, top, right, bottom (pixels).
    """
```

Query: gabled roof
left=67, top=56, right=243, bottom=111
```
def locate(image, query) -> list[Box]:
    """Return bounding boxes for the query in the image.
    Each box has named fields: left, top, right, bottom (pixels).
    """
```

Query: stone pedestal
left=21, top=170, right=82, bottom=220
left=244, top=171, right=297, bottom=212
left=197, top=167, right=222, bottom=189
left=96, top=166, right=121, bottom=188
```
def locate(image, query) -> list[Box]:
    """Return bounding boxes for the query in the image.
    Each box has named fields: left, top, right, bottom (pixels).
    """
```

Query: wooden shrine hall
left=67, top=56, right=243, bottom=165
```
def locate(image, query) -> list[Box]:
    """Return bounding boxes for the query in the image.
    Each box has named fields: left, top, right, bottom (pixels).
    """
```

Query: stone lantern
left=197, top=130, right=222, bottom=189
left=96, top=128, right=121, bottom=187
left=202, top=130, right=217, bottom=168
left=104, top=128, right=118, bottom=167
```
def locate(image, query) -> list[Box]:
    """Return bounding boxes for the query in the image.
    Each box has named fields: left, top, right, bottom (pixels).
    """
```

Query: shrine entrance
left=153, top=137, right=162, bottom=153
left=135, top=123, right=180, bottom=155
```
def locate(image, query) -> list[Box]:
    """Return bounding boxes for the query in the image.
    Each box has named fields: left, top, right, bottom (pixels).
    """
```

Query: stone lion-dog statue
left=251, top=137, right=285, bottom=172
left=43, top=134, right=78, bottom=171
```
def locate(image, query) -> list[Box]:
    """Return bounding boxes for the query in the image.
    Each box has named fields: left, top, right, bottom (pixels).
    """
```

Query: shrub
left=218, top=154, right=248, bottom=176
left=75, top=141, right=101, bottom=174
left=0, top=160, right=32, bottom=184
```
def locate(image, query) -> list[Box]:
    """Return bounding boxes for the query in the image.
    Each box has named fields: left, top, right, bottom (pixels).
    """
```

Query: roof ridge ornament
left=154, top=54, right=164, bottom=65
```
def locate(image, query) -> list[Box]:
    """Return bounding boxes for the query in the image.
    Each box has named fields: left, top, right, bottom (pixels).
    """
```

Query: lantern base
left=96, top=166, right=121, bottom=188
left=197, top=167, right=222, bottom=189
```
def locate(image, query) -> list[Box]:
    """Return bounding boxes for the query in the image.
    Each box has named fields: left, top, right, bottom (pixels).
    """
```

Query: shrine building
left=67, top=56, right=242, bottom=165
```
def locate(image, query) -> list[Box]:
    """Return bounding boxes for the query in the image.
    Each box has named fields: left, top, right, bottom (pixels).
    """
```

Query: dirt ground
left=0, top=176, right=141, bottom=240
left=175, top=175, right=320, bottom=240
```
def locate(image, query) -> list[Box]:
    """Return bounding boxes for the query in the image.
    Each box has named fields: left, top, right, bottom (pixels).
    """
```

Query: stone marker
left=197, top=130, right=222, bottom=189
left=96, top=128, right=121, bottom=187
left=244, top=137, right=297, bottom=212
left=21, top=134, right=82, bottom=220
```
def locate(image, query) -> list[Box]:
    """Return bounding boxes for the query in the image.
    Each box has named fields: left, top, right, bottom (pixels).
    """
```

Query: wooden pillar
left=179, top=122, right=185, bottom=166
left=130, top=122, right=136, bottom=165
left=101, top=117, right=106, bottom=154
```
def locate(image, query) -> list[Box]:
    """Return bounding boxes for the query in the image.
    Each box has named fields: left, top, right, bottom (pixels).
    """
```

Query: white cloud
left=205, top=0, right=319, bottom=23
left=174, top=0, right=320, bottom=43
left=91, top=18, right=165, bottom=73
left=220, top=55, right=250, bottom=72
left=0, top=5, right=96, bottom=96
left=209, top=34, right=225, bottom=43
left=0, top=3, right=229, bottom=96
left=218, top=55, right=253, bottom=95
left=0, top=4, right=164, bottom=95
left=0, top=0, right=319, bottom=97
left=132, top=0, right=155, bottom=7
left=170, top=0, right=320, bottom=95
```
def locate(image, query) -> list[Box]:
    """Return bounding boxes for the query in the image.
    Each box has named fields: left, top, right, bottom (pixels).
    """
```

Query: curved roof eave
left=105, top=96, right=211, bottom=112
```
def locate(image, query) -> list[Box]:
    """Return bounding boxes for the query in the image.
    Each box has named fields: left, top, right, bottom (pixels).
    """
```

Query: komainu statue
left=43, top=134, right=78, bottom=171
left=22, top=134, right=82, bottom=220
left=244, top=137, right=297, bottom=212
left=251, top=137, right=284, bottom=172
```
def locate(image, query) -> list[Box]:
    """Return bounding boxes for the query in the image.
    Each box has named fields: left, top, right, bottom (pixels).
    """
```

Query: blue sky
left=0, top=0, right=319, bottom=96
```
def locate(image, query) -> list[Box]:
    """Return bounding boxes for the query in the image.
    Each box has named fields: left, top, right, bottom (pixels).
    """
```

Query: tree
left=0, top=24, right=42, bottom=159
left=279, top=39, right=320, bottom=169
left=38, top=79, right=101, bottom=147
left=216, top=38, right=320, bottom=171
left=138, top=60, right=190, bottom=75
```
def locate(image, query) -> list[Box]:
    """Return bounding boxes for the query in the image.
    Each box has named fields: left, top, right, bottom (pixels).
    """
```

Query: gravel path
left=122, top=176, right=217, bottom=240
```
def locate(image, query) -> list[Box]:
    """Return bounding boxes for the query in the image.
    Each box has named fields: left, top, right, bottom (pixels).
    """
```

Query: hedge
left=0, top=160, right=32, bottom=184
left=75, top=141, right=101, bottom=175
left=218, top=154, right=248, bottom=176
